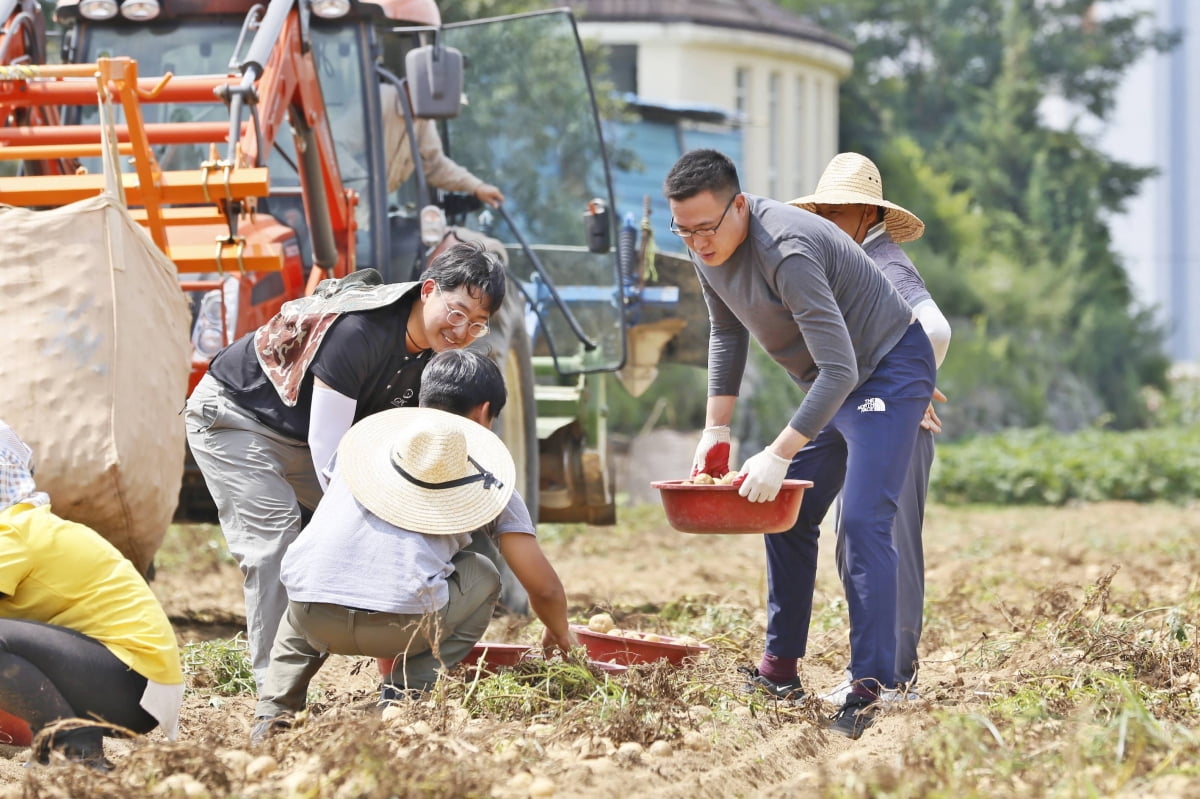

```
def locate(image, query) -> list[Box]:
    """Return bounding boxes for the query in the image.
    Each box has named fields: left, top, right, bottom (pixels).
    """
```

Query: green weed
left=182, top=635, right=255, bottom=696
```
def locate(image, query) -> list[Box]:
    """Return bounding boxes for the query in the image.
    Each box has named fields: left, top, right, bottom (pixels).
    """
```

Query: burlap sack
left=0, top=194, right=192, bottom=574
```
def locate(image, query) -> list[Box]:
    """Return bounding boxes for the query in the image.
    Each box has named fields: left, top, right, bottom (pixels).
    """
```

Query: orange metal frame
left=0, top=7, right=355, bottom=281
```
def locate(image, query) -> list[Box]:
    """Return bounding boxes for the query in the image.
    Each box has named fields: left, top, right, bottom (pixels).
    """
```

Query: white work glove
left=690, top=425, right=731, bottom=478
left=736, top=448, right=791, bottom=503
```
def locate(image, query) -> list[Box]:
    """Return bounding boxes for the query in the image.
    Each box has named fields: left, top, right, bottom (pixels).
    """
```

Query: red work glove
left=690, top=425, right=731, bottom=478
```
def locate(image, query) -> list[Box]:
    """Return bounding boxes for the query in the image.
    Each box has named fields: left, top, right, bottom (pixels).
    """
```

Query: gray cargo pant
left=835, top=426, right=934, bottom=688
left=255, top=550, right=500, bottom=718
left=184, top=373, right=323, bottom=691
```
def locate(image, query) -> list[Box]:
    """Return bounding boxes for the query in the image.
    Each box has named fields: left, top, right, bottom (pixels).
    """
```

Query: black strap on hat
left=392, top=455, right=504, bottom=491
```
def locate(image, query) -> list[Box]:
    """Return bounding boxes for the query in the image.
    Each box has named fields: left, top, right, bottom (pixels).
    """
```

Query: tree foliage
left=777, top=0, right=1178, bottom=433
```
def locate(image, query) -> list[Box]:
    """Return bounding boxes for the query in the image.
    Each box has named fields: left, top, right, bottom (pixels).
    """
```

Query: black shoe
left=828, top=693, right=876, bottom=740
left=249, top=714, right=292, bottom=747
left=36, top=727, right=112, bottom=771
left=739, top=666, right=805, bottom=701
left=379, top=684, right=425, bottom=707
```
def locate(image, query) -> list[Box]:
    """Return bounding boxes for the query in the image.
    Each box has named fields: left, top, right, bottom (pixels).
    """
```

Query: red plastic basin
left=571, top=624, right=710, bottom=666
left=650, top=479, right=813, bottom=534
left=376, top=642, right=532, bottom=678
left=0, top=707, right=32, bottom=747
left=460, top=642, right=532, bottom=668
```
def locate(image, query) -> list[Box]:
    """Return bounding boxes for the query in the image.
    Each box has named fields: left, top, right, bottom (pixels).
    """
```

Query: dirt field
left=2, top=498, right=1198, bottom=797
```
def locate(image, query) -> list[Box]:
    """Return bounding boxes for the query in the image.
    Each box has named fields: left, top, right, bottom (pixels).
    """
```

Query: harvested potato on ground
left=587, top=612, right=615, bottom=633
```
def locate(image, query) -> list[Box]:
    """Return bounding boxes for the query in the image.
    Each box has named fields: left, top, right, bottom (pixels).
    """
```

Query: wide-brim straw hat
left=788, top=152, right=925, bottom=243
left=338, top=407, right=515, bottom=535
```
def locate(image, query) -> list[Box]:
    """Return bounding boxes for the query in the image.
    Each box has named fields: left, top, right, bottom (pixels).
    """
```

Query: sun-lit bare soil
left=2, top=499, right=1198, bottom=797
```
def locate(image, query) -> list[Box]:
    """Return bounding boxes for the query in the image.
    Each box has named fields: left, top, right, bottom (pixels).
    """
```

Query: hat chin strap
left=392, top=455, right=504, bottom=491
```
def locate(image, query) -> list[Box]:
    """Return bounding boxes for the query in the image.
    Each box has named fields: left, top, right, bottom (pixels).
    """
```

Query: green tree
left=780, top=0, right=1176, bottom=432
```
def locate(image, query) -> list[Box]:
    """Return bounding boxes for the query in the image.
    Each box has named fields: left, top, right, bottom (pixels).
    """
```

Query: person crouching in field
left=0, top=420, right=183, bottom=770
left=251, top=351, right=573, bottom=744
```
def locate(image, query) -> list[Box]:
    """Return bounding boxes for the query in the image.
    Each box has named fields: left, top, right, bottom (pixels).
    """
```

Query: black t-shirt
left=206, top=296, right=431, bottom=441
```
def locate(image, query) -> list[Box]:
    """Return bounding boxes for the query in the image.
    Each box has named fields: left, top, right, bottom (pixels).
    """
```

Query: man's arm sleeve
left=417, top=120, right=484, bottom=194
left=309, top=383, right=357, bottom=490
left=913, top=298, right=951, bottom=368
left=698, top=268, right=750, bottom=397
left=774, top=253, right=858, bottom=438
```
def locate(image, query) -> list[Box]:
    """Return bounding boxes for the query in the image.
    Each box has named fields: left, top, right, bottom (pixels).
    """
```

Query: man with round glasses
left=185, top=241, right=506, bottom=690
left=664, top=149, right=935, bottom=740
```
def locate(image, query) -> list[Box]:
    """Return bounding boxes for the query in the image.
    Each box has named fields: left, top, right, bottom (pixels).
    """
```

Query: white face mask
left=0, top=422, right=49, bottom=510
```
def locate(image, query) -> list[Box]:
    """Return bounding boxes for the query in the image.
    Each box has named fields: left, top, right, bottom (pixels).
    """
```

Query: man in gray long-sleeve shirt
left=664, top=149, right=935, bottom=740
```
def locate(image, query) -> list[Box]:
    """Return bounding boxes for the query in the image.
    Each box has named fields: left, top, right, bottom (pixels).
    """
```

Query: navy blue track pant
left=763, top=323, right=934, bottom=693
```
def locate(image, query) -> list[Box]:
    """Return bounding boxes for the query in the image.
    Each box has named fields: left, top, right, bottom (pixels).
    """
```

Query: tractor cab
left=60, top=0, right=627, bottom=381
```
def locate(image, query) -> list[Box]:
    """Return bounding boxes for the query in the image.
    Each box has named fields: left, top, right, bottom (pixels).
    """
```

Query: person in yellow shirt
left=0, top=420, right=184, bottom=770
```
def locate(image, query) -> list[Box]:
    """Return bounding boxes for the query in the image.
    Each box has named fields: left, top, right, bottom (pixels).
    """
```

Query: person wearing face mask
left=790, top=152, right=952, bottom=704
left=185, top=241, right=506, bottom=691
left=664, top=149, right=935, bottom=739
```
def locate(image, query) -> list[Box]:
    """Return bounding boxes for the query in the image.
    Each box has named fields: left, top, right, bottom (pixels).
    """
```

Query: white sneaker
left=820, top=677, right=853, bottom=705
left=881, top=688, right=920, bottom=702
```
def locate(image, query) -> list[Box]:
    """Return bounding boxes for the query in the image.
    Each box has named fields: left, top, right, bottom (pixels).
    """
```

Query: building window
left=606, top=44, right=638, bottom=95
left=795, top=75, right=807, bottom=195
left=735, top=66, right=750, bottom=120
left=814, top=77, right=826, bottom=157
left=768, top=72, right=781, bottom=199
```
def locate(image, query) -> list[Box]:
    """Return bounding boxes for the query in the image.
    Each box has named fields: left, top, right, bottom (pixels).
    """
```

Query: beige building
left=572, top=0, right=853, bottom=201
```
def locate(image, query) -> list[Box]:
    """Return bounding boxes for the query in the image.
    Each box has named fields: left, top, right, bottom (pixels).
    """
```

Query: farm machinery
left=0, top=0, right=703, bottom=537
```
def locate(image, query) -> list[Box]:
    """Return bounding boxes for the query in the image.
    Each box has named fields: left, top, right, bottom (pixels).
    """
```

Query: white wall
left=1101, top=0, right=1198, bottom=363
left=579, top=21, right=851, bottom=200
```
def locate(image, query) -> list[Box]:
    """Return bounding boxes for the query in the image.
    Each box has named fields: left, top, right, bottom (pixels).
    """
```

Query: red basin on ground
left=0, top=708, right=32, bottom=747
left=571, top=625, right=710, bottom=666
left=459, top=642, right=532, bottom=668
left=377, top=642, right=533, bottom=678
left=650, top=479, right=813, bottom=534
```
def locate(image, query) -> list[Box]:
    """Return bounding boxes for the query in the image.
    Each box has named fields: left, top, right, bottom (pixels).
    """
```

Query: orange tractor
left=1, top=0, right=701, bottom=537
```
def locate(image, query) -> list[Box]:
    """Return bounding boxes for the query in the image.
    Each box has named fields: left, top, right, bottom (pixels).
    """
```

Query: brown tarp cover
left=0, top=193, right=192, bottom=574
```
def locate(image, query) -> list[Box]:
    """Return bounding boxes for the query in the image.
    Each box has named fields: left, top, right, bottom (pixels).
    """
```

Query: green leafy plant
left=932, top=426, right=1200, bottom=505
left=182, top=635, right=255, bottom=696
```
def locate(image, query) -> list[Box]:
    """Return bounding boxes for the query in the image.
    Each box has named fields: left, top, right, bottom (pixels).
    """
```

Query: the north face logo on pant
left=857, top=397, right=887, bottom=413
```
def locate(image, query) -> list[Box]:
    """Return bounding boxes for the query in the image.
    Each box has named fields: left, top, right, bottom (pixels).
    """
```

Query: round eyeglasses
left=436, top=286, right=490, bottom=338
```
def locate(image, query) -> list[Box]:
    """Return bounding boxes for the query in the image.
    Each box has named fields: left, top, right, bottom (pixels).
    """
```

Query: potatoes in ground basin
left=587, top=612, right=615, bottom=633
left=682, top=472, right=737, bottom=486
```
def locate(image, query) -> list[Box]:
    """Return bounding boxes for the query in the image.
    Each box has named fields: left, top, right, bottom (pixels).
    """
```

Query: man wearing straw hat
left=250, top=357, right=573, bottom=740
left=664, top=149, right=935, bottom=739
left=790, top=152, right=952, bottom=704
